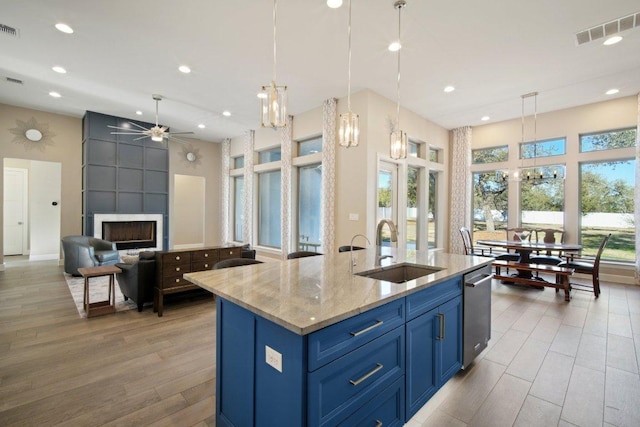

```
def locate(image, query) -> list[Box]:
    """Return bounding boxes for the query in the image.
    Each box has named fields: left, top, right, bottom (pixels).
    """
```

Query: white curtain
left=635, top=93, right=639, bottom=284
left=243, top=130, right=255, bottom=246
left=449, top=126, right=473, bottom=255
left=321, top=98, right=337, bottom=256
left=220, top=138, right=230, bottom=243
left=280, top=116, right=293, bottom=258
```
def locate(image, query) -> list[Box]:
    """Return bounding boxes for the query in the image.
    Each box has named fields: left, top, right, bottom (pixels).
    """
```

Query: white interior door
left=3, top=168, right=28, bottom=256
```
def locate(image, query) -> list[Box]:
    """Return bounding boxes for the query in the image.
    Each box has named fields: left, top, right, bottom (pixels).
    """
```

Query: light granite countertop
left=184, top=248, right=492, bottom=335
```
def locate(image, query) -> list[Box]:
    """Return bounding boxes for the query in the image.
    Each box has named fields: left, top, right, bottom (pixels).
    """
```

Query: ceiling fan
left=108, top=94, right=194, bottom=143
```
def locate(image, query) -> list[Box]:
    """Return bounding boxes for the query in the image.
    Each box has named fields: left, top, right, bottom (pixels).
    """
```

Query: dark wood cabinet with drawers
left=154, top=245, right=242, bottom=317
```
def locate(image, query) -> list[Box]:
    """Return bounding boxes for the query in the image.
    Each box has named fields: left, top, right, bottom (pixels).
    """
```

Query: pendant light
left=390, top=0, right=407, bottom=160
left=338, top=0, right=359, bottom=148
left=260, top=0, right=287, bottom=128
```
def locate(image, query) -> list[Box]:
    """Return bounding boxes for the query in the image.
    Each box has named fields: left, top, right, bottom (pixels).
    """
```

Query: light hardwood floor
left=1, top=261, right=639, bottom=426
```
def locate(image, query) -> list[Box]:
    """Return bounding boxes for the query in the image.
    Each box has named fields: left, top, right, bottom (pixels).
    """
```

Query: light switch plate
left=349, top=213, right=359, bottom=221
left=265, top=345, right=282, bottom=373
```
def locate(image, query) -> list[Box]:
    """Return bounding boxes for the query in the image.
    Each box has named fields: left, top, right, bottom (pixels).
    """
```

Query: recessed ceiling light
left=135, top=110, right=143, bottom=115
left=52, top=66, right=67, bottom=74
left=605, top=88, right=619, bottom=95
left=222, top=111, right=231, bottom=117
left=481, top=116, right=490, bottom=121
left=55, top=23, right=74, bottom=34
left=178, top=65, right=191, bottom=74
left=257, top=92, right=268, bottom=99
left=603, top=36, right=622, bottom=46
left=327, top=0, right=343, bottom=8
left=444, top=85, right=455, bottom=93
left=49, top=91, right=61, bottom=98
left=198, top=124, right=206, bottom=129
left=388, top=41, right=401, bottom=52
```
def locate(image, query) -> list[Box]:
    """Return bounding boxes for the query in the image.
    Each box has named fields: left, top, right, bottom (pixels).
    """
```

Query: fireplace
left=103, top=221, right=156, bottom=250
left=94, top=214, right=164, bottom=252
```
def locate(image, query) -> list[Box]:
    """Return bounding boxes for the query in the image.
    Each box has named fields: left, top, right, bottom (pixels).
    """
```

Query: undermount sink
left=355, top=263, right=444, bottom=283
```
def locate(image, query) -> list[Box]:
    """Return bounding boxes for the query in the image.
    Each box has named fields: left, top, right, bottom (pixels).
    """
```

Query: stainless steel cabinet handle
left=375, top=420, right=383, bottom=427
left=438, top=313, right=445, bottom=340
left=350, top=320, right=383, bottom=337
left=349, top=363, right=383, bottom=386
left=465, top=274, right=492, bottom=288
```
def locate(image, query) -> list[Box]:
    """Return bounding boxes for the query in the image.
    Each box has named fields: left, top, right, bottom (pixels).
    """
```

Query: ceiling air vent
left=6, top=77, right=24, bottom=85
left=0, top=23, right=19, bottom=37
left=575, top=11, right=640, bottom=45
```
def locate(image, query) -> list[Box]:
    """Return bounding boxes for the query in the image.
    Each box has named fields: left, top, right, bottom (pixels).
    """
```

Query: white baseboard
left=29, top=253, right=59, bottom=261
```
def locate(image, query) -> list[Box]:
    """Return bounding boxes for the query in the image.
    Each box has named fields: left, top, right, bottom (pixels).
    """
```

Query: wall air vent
left=0, top=23, right=19, bottom=37
left=575, top=11, right=640, bottom=45
left=6, top=77, right=24, bottom=85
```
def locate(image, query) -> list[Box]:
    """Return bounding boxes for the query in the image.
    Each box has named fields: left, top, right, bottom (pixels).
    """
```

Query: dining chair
left=530, top=228, right=565, bottom=268
left=506, top=227, right=531, bottom=242
left=459, top=227, right=515, bottom=274
left=557, top=233, right=611, bottom=298
left=287, top=251, right=323, bottom=259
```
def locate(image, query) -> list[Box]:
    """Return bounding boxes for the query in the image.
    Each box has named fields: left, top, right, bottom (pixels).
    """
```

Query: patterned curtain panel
left=280, top=116, right=293, bottom=258
left=449, top=126, right=473, bottom=254
left=243, top=130, right=255, bottom=246
left=635, top=93, right=639, bottom=284
left=321, top=98, right=337, bottom=256
left=221, top=138, right=230, bottom=243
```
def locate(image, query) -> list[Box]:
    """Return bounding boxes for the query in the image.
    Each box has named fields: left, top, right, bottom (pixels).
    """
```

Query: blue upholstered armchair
left=61, top=235, right=120, bottom=276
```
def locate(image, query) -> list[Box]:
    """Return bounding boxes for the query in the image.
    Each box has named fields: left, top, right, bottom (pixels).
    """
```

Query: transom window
left=580, top=128, right=637, bottom=153
left=258, top=148, right=282, bottom=164
left=472, top=146, right=508, bottom=164
left=520, top=138, right=566, bottom=158
left=298, top=136, right=322, bottom=156
left=233, top=156, right=245, bottom=169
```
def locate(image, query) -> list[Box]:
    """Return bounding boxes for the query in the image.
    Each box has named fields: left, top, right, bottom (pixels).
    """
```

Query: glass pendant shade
left=339, top=111, right=359, bottom=147
left=260, top=81, right=287, bottom=128
left=390, top=129, right=407, bottom=159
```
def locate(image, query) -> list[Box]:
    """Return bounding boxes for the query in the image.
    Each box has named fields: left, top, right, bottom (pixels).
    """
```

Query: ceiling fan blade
left=168, top=135, right=190, bottom=145
left=133, top=135, right=150, bottom=141
left=127, top=121, right=151, bottom=131
left=169, top=131, right=195, bottom=135
left=160, top=126, right=169, bottom=132
left=110, top=131, right=147, bottom=135
left=108, top=125, right=144, bottom=131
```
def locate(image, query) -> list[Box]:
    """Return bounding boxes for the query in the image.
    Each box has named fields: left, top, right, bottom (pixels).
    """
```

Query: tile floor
left=405, top=276, right=640, bottom=427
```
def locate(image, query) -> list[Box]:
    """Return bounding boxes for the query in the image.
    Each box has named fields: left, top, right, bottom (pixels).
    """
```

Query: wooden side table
left=77, top=265, right=122, bottom=318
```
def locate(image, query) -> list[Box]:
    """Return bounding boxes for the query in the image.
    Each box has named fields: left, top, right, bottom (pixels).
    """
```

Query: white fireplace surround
left=94, top=214, right=163, bottom=252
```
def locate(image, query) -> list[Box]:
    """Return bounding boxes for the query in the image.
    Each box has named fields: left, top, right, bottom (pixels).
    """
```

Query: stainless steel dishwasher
left=462, top=264, right=493, bottom=369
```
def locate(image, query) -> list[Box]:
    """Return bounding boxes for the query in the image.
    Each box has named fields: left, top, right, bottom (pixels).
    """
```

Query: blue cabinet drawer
left=338, top=376, right=405, bottom=426
left=406, top=277, right=462, bottom=321
left=308, top=299, right=405, bottom=371
left=308, top=327, right=405, bottom=427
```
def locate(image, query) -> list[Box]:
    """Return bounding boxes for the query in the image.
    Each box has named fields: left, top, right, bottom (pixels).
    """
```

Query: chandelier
left=338, top=0, right=359, bottom=148
left=389, top=0, right=408, bottom=160
left=260, top=0, right=287, bottom=128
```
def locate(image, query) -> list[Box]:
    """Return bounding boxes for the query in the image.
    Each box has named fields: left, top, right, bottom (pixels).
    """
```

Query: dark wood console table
left=154, top=245, right=242, bottom=316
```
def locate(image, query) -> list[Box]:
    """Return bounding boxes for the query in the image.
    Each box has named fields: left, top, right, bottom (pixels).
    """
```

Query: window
left=472, top=146, right=508, bottom=164
left=298, top=137, right=322, bottom=156
left=473, top=171, right=508, bottom=242
left=408, top=141, right=420, bottom=158
left=580, top=128, right=637, bottom=153
left=520, top=138, right=566, bottom=158
left=298, top=164, right=322, bottom=252
left=428, top=171, right=438, bottom=248
left=429, top=148, right=440, bottom=163
left=520, top=165, right=565, bottom=232
left=259, top=148, right=281, bottom=163
left=258, top=171, right=281, bottom=248
left=233, top=156, right=245, bottom=169
left=233, top=176, right=244, bottom=241
left=579, top=159, right=635, bottom=261
left=406, top=166, right=420, bottom=249
left=377, top=162, right=397, bottom=246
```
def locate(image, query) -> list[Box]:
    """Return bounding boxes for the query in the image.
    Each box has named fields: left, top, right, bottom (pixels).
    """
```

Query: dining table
left=476, top=239, right=582, bottom=280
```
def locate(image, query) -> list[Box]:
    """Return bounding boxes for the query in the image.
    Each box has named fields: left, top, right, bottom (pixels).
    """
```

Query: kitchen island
left=185, top=248, right=492, bottom=427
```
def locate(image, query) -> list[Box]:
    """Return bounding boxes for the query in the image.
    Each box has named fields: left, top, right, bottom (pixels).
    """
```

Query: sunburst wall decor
left=178, top=143, right=202, bottom=168
left=9, top=117, right=56, bottom=151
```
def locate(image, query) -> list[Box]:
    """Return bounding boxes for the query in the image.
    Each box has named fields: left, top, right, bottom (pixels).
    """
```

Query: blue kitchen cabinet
left=405, top=277, right=462, bottom=420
